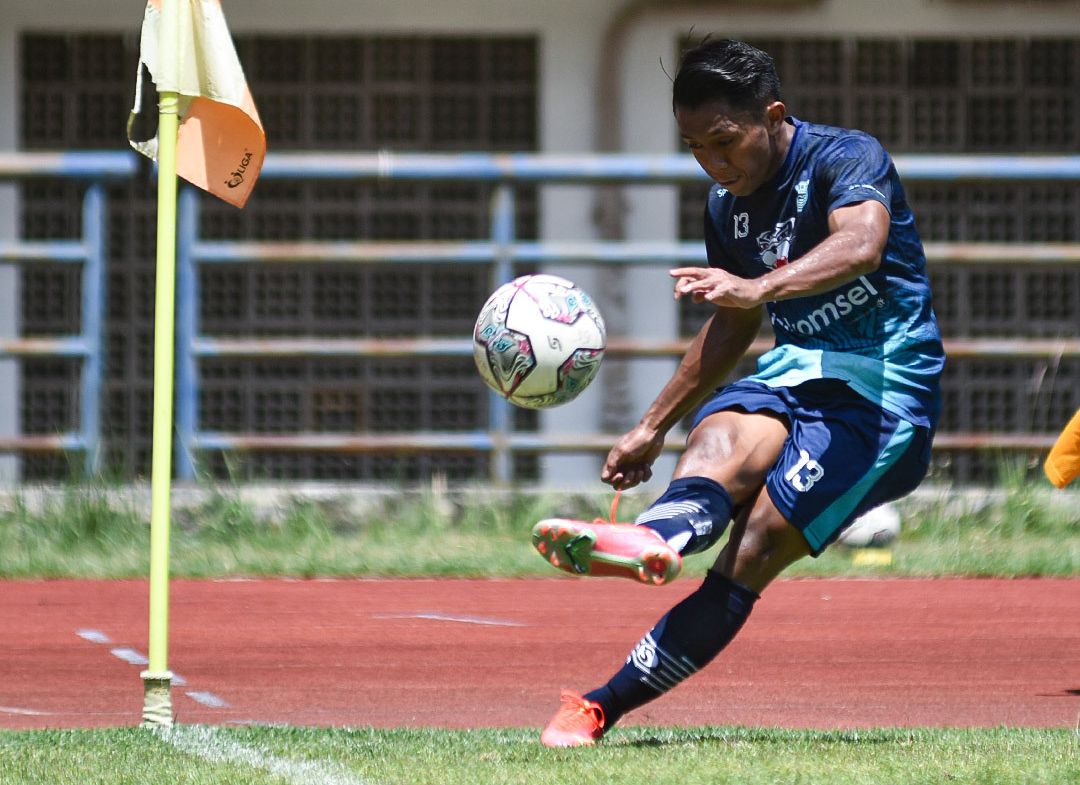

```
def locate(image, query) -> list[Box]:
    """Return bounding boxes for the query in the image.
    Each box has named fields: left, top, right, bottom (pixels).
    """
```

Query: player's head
left=672, top=38, right=782, bottom=116
left=673, top=39, right=791, bottom=197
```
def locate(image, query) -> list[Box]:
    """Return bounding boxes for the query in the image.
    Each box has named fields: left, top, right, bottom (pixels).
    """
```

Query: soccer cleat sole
left=531, top=519, right=681, bottom=586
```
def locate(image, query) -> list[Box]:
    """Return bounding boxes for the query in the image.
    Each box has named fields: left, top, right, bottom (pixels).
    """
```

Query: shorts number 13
left=785, top=449, right=825, bottom=492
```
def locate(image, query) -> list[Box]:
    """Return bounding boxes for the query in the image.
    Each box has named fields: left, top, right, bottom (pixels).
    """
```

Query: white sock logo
left=629, top=633, right=659, bottom=674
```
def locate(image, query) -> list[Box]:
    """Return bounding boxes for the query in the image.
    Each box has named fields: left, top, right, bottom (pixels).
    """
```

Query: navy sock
left=584, top=571, right=759, bottom=728
left=634, top=476, right=735, bottom=555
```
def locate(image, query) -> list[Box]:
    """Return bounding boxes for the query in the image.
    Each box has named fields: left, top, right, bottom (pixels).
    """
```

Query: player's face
left=676, top=100, right=791, bottom=197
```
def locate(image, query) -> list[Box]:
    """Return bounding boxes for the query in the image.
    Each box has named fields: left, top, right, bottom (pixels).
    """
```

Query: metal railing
left=0, top=152, right=137, bottom=474
left=2, top=150, right=1080, bottom=479
left=176, top=152, right=1080, bottom=482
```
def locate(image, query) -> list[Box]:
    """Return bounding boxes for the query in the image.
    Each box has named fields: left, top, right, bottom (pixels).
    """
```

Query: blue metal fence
left=3, top=150, right=1080, bottom=480
left=0, top=152, right=136, bottom=474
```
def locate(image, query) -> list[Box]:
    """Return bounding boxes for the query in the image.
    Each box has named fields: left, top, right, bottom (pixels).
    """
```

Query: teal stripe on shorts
left=801, top=418, right=917, bottom=553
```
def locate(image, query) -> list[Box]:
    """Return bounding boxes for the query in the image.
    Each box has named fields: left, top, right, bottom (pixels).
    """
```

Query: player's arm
left=756, top=199, right=889, bottom=301
left=640, top=304, right=762, bottom=434
left=601, top=304, right=761, bottom=489
left=670, top=200, right=890, bottom=308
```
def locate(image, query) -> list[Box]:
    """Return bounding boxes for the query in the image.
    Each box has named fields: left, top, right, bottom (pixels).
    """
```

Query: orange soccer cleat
left=531, top=518, right=682, bottom=586
left=540, top=691, right=606, bottom=748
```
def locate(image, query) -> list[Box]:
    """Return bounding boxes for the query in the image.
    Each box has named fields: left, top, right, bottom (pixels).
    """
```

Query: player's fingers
left=607, top=472, right=634, bottom=490
left=601, top=460, right=631, bottom=485
left=669, top=267, right=706, bottom=278
left=673, top=277, right=703, bottom=300
left=674, top=278, right=710, bottom=297
left=622, top=465, right=652, bottom=489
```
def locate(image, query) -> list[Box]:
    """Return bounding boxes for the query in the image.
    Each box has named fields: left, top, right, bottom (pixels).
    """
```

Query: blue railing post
left=488, top=184, right=516, bottom=484
left=175, top=187, right=200, bottom=481
left=80, top=183, right=106, bottom=476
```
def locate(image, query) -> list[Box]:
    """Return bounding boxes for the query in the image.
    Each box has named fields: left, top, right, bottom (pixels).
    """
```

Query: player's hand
left=601, top=424, right=665, bottom=490
left=670, top=267, right=762, bottom=309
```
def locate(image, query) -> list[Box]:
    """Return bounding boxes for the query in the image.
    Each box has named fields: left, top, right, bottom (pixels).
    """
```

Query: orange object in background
left=1044, top=408, right=1080, bottom=488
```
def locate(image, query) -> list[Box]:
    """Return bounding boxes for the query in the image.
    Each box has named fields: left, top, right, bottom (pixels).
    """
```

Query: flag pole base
left=140, top=670, right=174, bottom=728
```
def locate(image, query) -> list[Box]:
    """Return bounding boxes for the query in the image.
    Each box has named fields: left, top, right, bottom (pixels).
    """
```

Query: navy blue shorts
left=689, top=379, right=933, bottom=555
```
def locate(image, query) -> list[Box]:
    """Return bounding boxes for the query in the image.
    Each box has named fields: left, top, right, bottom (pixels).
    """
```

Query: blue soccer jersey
left=703, top=117, right=945, bottom=428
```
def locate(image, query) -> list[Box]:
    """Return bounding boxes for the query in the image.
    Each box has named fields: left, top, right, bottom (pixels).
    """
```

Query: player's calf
left=583, top=570, right=759, bottom=729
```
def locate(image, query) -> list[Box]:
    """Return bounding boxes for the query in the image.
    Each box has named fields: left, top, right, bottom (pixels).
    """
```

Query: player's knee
left=730, top=512, right=809, bottom=589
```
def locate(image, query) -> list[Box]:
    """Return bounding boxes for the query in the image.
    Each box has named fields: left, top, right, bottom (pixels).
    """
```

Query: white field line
left=159, top=725, right=373, bottom=785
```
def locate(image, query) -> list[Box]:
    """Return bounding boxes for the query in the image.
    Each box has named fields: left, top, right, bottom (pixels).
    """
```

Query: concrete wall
left=1, top=0, right=1078, bottom=489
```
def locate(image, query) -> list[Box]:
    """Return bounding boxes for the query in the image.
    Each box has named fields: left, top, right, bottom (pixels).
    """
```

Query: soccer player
left=531, top=38, right=945, bottom=747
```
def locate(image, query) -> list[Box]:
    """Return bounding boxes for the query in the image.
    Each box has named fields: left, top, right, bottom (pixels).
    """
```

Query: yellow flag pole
left=141, top=0, right=181, bottom=729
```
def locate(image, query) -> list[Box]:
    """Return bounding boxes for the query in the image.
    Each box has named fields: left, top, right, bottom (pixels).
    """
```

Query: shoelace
left=592, top=489, right=623, bottom=524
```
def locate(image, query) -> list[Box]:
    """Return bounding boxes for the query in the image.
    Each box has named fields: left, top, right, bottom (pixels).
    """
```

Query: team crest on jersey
left=795, top=179, right=810, bottom=213
left=757, top=218, right=795, bottom=269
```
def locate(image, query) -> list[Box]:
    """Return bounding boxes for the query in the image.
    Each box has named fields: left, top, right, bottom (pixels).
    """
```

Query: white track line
left=373, top=612, right=525, bottom=627
left=0, top=705, right=51, bottom=716
left=76, top=632, right=191, bottom=689
left=159, top=725, right=373, bottom=785
left=110, top=647, right=149, bottom=666
left=185, top=691, right=230, bottom=709
left=76, top=629, right=112, bottom=644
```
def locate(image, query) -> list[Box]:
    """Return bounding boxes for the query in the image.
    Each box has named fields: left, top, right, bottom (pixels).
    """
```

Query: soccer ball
left=837, top=503, right=902, bottom=548
left=472, top=274, right=606, bottom=409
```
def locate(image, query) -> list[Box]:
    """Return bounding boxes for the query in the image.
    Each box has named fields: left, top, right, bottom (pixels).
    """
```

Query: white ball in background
left=837, top=503, right=902, bottom=548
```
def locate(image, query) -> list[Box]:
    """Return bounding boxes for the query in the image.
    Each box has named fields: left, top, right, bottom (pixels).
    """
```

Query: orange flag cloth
left=128, top=0, right=265, bottom=208
left=1044, top=408, right=1080, bottom=489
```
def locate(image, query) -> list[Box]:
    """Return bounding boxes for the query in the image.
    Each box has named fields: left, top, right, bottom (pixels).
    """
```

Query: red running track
left=0, top=578, right=1077, bottom=731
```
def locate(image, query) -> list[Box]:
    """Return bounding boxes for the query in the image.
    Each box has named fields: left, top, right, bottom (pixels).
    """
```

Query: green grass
left=0, top=725, right=1076, bottom=785
left=0, top=474, right=1078, bottom=578
left=1, top=476, right=1076, bottom=784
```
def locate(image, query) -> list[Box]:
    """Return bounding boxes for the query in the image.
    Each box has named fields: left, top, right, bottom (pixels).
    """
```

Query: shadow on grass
left=613, top=726, right=903, bottom=749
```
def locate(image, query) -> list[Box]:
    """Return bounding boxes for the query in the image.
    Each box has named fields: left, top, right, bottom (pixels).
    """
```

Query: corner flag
left=128, top=0, right=265, bottom=207
left=132, top=0, right=263, bottom=731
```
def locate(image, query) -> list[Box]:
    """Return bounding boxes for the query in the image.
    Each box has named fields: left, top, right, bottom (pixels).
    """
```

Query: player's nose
left=706, top=147, right=732, bottom=168
left=693, top=148, right=729, bottom=173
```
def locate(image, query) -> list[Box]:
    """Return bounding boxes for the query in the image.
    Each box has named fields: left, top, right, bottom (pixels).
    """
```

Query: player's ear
left=764, top=101, right=786, bottom=134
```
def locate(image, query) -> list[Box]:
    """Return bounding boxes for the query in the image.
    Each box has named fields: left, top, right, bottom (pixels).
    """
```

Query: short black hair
left=672, top=38, right=782, bottom=114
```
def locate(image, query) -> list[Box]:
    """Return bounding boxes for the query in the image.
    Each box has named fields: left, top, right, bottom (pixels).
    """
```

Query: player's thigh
left=675, top=410, right=788, bottom=499
left=675, top=402, right=790, bottom=503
